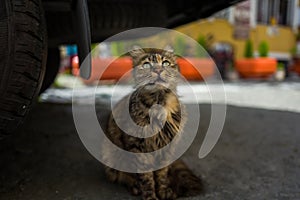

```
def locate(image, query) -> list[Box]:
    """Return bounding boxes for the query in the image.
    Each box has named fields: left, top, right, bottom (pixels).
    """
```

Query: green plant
left=258, top=41, right=269, bottom=57
left=244, top=39, right=254, bottom=58
left=196, top=35, right=208, bottom=57
left=91, top=43, right=99, bottom=57
left=277, top=62, right=284, bottom=70
left=197, top=35, right=207, bottom=49
left=290, top=46, right=297, bottom=56
left=111, top=41, right=125, bottom=56
left=174, top=36, right=186, bottom=55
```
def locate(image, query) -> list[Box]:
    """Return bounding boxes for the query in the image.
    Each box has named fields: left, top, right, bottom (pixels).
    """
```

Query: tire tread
left=0, top=0, right=47, bottom=136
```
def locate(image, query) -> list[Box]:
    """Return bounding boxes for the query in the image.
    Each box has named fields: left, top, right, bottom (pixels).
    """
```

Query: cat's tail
left=169, top=160, right=204, bottom=197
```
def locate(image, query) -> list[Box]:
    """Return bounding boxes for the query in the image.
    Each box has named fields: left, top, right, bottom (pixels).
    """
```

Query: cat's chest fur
left=109, top=87, right=185, bottom=153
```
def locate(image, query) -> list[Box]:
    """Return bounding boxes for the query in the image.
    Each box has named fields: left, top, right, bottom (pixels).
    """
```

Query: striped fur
left=103, top=48, right=203, bottom=200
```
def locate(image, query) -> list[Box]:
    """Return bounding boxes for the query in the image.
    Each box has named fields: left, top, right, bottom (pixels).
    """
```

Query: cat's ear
left=129, top=46, right=145, bottom=58
left=163, top=45, right=174, bottom=53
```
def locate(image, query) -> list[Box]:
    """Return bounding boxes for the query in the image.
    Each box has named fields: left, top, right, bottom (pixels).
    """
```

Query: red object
left=177, top=57, right=215, bottom=80
left=73, top=56, right=215, bottom=84
left=235, top=58, right=277, bottom=78
left=291, top=58, right=300, bottom=76
left=71, top=56, right=80, bottom=76
left=91, top=57, right=133, bottom=80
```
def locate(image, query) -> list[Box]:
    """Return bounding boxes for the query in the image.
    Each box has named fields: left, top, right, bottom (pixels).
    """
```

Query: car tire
left=0, top=0, right=47, bottom=137
left=39, top=48, right=60, bottom=94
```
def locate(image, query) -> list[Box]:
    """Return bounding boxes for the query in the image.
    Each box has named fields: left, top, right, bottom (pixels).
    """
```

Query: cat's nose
left=153, top=68, right=163, bottom=74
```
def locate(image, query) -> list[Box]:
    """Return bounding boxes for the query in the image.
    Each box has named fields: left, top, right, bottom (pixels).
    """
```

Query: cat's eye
left=142, top=62, right=152, bottom=69
left=162, top=60, right=170, bottom=67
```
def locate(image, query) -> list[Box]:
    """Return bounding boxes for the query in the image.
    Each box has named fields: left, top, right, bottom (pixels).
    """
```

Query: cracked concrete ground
left=0, top=102, right=299, bottom=200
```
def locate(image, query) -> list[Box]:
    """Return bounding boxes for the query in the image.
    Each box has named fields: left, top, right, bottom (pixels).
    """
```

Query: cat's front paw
left=157, top=187, right=177, bottom=200
left=149, top=104, right=167, bottom=129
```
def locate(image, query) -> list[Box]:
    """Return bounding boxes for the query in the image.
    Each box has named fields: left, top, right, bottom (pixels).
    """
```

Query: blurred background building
left=176, top=0, right=300, bottom=61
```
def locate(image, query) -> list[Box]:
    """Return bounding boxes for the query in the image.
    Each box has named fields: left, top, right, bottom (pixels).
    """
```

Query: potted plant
left=73, top=38, right=215, bottom=84
left=78, top=56, right=215, bottom=84
left=235, top=40, right=277, bottom=78
left=177, top=57, right=215, bottom=81
left=174, top=34, right=215, bottom=81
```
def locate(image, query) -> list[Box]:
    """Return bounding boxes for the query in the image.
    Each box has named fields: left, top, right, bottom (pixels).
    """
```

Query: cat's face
left=130, top=47, right=179, bottom=90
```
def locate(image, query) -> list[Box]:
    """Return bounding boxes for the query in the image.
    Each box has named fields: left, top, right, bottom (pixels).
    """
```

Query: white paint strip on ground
left=40, top=82, right=300, bottom=113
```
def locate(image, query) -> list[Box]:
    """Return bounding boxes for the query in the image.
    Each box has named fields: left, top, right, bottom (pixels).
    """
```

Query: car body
left=0, top=0, right=245, bottom=135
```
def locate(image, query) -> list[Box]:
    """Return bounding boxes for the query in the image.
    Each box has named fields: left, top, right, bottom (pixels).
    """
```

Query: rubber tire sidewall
left=39, top=47, right=60, bottom=94
left=0, top=0, right=47, bottom=136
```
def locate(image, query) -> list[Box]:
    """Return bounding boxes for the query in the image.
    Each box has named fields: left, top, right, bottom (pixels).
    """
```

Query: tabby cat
left=103, top=47, right=202, bottom=200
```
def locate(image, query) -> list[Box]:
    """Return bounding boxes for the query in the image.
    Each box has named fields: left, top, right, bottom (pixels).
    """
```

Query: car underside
left=43, top=0, right=244, bottom=46
left=0, top=0, right=245, bottom=135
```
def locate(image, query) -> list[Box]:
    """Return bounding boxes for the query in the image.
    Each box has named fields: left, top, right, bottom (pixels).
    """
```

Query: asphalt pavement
left=0, top=101, right=299, bottom=200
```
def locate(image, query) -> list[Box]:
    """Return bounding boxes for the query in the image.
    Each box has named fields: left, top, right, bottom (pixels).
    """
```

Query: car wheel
left=0, top=0, right=47, bottom=137
left=39, top=47, right=60, bottom=94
